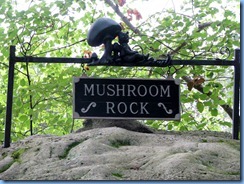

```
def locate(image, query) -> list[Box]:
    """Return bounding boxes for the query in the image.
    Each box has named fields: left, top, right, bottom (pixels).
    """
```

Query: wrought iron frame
left=3, top=45, right=240, bottom=148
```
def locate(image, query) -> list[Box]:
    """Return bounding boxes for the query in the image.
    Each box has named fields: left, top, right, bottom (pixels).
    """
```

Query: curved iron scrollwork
left=219, top=46, right=231, bottom=60
left=87, top=17, right=171, bottom=67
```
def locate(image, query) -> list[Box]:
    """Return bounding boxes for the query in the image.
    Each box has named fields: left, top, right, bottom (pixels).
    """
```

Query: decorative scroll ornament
left=218, top=46, right=231, bottom=60
left=158, top=102, right=173, bottom=114
left=81, top=102, right=97, bottom=113
left=87, top=17, right=171, bottom=66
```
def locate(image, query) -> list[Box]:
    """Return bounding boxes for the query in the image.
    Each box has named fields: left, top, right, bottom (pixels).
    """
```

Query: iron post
left=4, top=46, right=16, bottom=148
left=232, top=49, right=240, bottom=139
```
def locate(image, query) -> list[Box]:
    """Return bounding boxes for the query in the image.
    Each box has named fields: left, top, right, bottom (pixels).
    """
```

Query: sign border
left=73, top=77, right=181, bottom=121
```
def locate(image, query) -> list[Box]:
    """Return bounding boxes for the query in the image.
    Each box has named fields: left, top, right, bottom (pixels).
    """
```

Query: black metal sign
left=73, top=77, right=180, bottom=120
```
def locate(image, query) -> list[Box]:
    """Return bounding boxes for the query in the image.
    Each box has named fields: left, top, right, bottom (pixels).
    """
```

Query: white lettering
left=106, top=102, right=115, bottom=114
left=117, top=102, right=127, bottom=114
left=106, top=102, right=150, bottom=115
left=107, top=84, right=115, bottom=96
left=149, top=85, right=159, bottom=97
left=116, top=85, right=125, bottom=96
left=96, top=84, right=105, bottom=96
left=84, top=83, right=171, bottom=98
left=84, top=84, right=94, bottom=96
left=128, top=85, right=136, bottom=97
left=137, top=85, right=147, bottom=97
left=140, top=102, right=149, bottom=114
left=130, top=102, right=139, bottom=114
left=160, top=85, right=170, bottom=97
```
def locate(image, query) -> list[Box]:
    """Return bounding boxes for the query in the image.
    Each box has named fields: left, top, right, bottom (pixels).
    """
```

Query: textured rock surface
left=0, top=127, right=240, bottom=180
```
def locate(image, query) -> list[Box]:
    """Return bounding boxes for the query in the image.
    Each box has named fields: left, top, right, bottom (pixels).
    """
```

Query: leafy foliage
left=0, top=0, right=240, bottom=143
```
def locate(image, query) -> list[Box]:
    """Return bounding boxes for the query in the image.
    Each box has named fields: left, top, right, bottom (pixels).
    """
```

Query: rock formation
left=76, top=119, right=154, bottom=133
left=0, top=127, right=240, bottom=180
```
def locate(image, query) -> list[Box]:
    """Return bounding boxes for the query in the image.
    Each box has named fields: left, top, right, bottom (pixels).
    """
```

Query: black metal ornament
left=87, top=17, right=171, bottom=66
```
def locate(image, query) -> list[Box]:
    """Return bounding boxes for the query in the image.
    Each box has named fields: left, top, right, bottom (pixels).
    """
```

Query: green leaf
left=16, top=98, right=22, bottom=107
left=211, top=109, right=218, bottom=116
left=199, top=94, right=208, bottom=100
left=181, top=113, right=192, bottom=121
left=20, top=79, right=26, bottom=86
left=219, top=100, right=226, bottom=105
left=204, top=100, right=212, bottom=106
left=152, top=41, right=160, bottom=50
left=224, top=10, right=233, bottom=18
left=213, top=98, right=219, bottom=105
left=179, top=126, right=188, bottom=131
left=197, top=102, right=204, bottom=113
left=197, top=123, right=207, bottom=130
left=167, top=124, right=173, bottom=130
left=79, top=1, right=86, bottom=9
left=19, top=115, right=28, bottom=122
left=219, top=121, right=232, bottom=127
left=203, top=86, right=210, bottom=94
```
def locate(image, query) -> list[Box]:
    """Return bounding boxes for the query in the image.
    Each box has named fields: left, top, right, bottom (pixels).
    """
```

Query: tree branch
left=25, top=62, right=34, bottom=135
left=104, top=0, right=140, bottom=34
left=181, top=75, right=233, bottom=119
left=32, top=38, right=87, bottom=56
left=0, top=62, right=28, bottom=76
left=197, top=22, right=212, bottom=31
left=169, top=21, right=219, bottom=55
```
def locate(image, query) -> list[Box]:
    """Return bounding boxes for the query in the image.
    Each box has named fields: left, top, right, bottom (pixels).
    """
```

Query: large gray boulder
left=0, top=127, right=240, bottom=180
